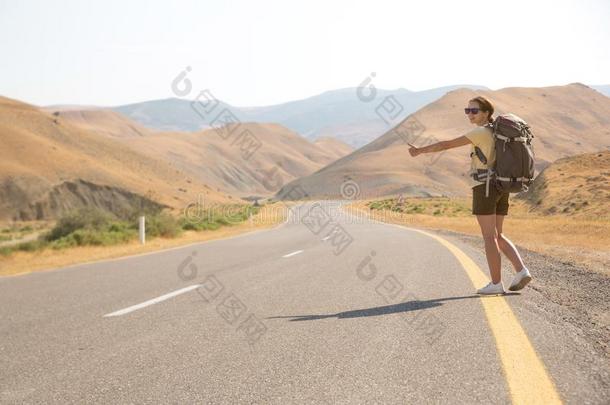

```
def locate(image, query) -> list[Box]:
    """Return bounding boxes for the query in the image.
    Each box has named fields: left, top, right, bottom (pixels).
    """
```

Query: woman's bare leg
left=475, top=214, right=502, bottom=284
left=495, top=215, right=525, bottom=273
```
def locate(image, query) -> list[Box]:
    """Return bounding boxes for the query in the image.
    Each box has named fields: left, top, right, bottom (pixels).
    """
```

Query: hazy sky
left=0, top=0, right=608, bottom=107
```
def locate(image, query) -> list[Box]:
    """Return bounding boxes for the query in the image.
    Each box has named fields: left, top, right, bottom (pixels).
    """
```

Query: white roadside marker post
left=139, top=215, right=145, bottom=245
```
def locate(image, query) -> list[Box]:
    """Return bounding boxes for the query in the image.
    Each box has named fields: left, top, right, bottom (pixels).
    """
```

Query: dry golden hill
left=275, top=83, right=610, bottom=200
left=50, top=109, right=153, bottom=138
left=313, top=136, right=354, bottom=159
left=120, top=122, right=347, bottom=197
left=48, top=107, right=350, bottom=197
left=0, top=96, right=234, bottom=221
left=517, top=150, right=610, bottom=218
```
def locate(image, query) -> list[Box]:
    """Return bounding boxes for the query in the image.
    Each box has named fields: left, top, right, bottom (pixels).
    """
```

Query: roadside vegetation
left=0, top=224, right=40, bottom=243
left=367, top=197, right=472, bottom=217
left=348, top=196, right=610, bottom=276
left=0, top=204, right=260, bottom=257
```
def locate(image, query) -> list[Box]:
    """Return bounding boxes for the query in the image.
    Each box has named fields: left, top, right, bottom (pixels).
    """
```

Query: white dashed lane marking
left=103, top=284, right=201, bottom=317
left=282, top=250, right=304, bottom=258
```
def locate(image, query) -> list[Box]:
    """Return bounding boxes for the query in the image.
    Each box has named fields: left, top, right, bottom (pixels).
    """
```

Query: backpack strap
left=495, top=134, right=529, bottom=143
left=496, top=176, right=531, bottom=182
left=470, top=168, right=495, bottom=197
left=485, top=170, right=492, bottom=198
left=470, top=146, right=488, bottom=164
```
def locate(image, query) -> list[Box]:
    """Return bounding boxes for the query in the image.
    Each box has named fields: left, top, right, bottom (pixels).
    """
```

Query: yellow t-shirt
left=465, top=125, right=495, bottom=188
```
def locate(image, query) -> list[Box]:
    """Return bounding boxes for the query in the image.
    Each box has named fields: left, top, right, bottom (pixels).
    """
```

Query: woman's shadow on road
left=267, top=293, right=520, bottom=322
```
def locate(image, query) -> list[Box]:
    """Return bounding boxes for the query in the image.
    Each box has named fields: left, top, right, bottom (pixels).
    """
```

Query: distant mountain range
left=111, top=85, right=489, bottom=148
left=46, top=83, right=608, bottom=150
left=591, top=85, right=610, bottom=98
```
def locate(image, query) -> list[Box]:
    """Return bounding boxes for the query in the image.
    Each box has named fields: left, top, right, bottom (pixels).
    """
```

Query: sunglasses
left=464, top=108, right=481, bottom=115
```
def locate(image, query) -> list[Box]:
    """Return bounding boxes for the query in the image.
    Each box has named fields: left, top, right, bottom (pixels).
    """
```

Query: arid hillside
left=50, top=108, right=153, bottom=138
left=517, top=150, right=610, bottom=218
left=275, top=84, right=610, bottom=200
left=120, top=122, right=353, bottom=197
left=313, top=136, right=354, bottom=158
left=0, top=96, right=234, bottom=221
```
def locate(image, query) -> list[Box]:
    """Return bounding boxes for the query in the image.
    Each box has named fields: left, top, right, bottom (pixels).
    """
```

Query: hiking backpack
left=471, top=113, right=535, bottom=197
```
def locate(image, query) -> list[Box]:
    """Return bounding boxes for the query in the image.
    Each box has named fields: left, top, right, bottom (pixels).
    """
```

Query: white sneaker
left=477, top=281, right=505, bottom=295
left=509, top=267, right=532, bottom=291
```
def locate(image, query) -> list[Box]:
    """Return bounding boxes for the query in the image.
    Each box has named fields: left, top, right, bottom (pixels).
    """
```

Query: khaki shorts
left=472, top=183, right=510, bottom=215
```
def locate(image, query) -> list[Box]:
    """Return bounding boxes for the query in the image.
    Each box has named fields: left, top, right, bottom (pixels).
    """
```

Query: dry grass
left=346, top=198, right=610, bottom=276
left=0, top=221, right=47, bottom=246
left=0, top=203, right=292, bottom=278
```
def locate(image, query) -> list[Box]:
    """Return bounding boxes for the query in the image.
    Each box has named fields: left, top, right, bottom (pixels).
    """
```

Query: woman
left=407, top=96, right=531, bottom=295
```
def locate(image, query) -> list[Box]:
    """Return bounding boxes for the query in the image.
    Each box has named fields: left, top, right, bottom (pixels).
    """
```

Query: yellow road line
left=343, top=204, right=563, bottom=403
left=406, top=227, right=563, bottom=404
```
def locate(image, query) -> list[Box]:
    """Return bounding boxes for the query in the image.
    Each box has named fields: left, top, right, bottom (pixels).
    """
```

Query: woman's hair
left=469, top=96, right=494, bottom=123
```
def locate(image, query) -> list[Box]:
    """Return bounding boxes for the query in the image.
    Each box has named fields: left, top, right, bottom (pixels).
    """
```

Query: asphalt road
left=0, top=201, right=607, bottom=404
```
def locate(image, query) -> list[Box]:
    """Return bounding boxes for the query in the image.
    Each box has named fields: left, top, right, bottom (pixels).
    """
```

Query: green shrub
left=216, top=217, right=231, bottom=226
left=17, top=239, right=47, bottom=252
left=108, top=222, right=128, bottom=233
left=180, top=204, right=258, bottom=232
left=142, top=212, right=182, bottom=238
left=0, top=246, right=13, bottom=256
left=49, top=237, right=78, bottom=250
left=205, top=222, right=220, bottom=230
left=180, top=221, right=199, bottom=231
left=48, top=221, right=137, bottom=249
left=409, top=205, right=424, bottom=214
left=46, top=207, right=115, bottom=241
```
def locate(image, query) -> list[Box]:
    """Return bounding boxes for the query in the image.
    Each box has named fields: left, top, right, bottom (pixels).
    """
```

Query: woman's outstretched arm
left=408, top=136, right=471, bottom=157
